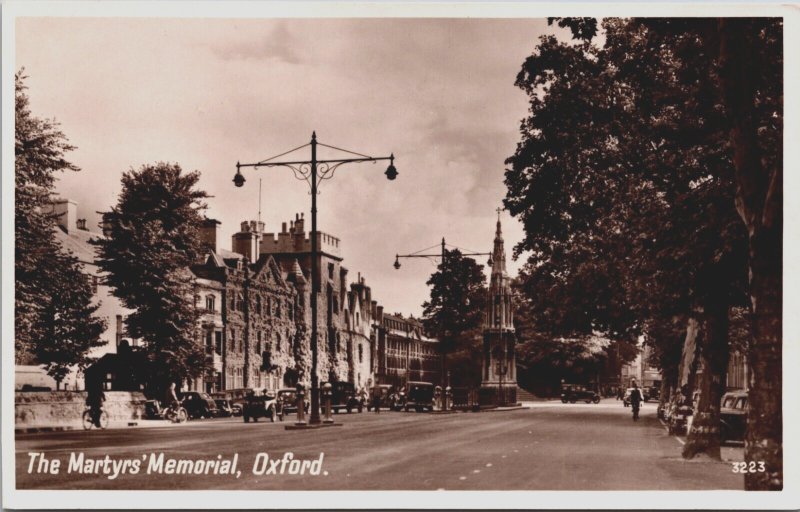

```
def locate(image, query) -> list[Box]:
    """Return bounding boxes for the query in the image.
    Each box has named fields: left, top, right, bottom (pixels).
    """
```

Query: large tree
left=15, top=70, right=106, bottom=385
left=93, top=163, right=211, bottom=395
left=421, top=249, right=488, bottom=388
left=505, top=18, right=752, bottom=461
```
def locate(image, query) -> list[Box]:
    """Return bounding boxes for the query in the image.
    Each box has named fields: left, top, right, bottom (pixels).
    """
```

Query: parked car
left=212, top=388, right=254, bottom=416
left=179, top=391, right=218, bottom=419
left=648, top=386, right=661, bottom=402
left=561, top=384, right=601, bottom=404
left=276, top=388, right=309, bottom=420
left=214, top=398, right=234, bottom=417
left=242, top=389, right=279, bottom=423
left=367, top=384, right=396, bottom=411
left=720, top=391, right=747, bottom=444
left=323, top=381, right=363, bottom=413
left=404, top=381, right=435, bottom=412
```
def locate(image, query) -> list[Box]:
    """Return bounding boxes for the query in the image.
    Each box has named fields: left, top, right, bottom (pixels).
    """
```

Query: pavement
left=14, top=399, right=744, bottom=490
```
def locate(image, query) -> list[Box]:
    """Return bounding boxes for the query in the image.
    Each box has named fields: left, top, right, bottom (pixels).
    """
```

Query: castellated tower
left=479, top=213, right=519, bottom=406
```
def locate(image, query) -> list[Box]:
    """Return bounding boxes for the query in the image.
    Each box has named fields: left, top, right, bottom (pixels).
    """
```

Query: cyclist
left=86, top=387, right=106, bottom=427
left=165, top=382, right=180, bottom=415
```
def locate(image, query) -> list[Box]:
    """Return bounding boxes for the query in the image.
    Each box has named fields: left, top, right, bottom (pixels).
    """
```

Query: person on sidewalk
left=630, top=382, right=644, bottom=421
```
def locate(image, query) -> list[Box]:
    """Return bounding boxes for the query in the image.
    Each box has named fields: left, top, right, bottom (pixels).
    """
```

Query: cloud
left=211, top=22, right=302, bottom=64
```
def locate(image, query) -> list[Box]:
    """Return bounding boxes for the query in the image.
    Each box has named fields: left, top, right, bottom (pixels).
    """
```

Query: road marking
left=459, top=476, right=467, bottom=480
left=472, top=469, right=480, bottom=474
left=485, top=463, right=493, bottom=467
left=436, top=488, right=445, bottom=491
left=501, top=455, right=507, bottom=458
left=675, top=437, right=686, bottom=445
left=323, top=471, right=329, bottom=476
left=513, top=449, right=518, bottom=453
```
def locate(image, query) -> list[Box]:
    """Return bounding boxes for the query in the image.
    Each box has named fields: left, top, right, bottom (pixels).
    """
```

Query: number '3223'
left=731, top=461, right=766, bottom=473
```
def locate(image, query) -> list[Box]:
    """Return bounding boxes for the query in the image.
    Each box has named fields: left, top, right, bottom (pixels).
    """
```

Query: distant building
left=15, top=198, right=134, bottom=391
left=373, top=312, right=439, bottom=389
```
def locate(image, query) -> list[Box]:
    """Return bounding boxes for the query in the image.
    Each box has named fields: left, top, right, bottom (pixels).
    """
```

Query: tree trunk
left=717, top=18, right=783, bottom=490
left=677, top=314, right=700, bottom=392
left=683, top=296, right=730, bottom=460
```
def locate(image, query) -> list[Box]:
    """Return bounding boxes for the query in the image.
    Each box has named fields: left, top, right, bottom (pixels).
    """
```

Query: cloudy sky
left=16, top=16, right=559, bottom=317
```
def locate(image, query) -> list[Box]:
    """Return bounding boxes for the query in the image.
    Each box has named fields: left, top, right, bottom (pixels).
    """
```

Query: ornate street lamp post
left=393, top=238, right=491, bottom=412
left=235, top=132, right=396, bottom=425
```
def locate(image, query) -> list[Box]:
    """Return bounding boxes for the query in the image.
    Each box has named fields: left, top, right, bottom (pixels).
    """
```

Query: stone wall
left=15, top=391, right=147, bottom=428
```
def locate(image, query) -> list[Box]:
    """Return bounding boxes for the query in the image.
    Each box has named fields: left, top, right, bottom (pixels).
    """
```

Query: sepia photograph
left=2, top=2, right=796, bottom=509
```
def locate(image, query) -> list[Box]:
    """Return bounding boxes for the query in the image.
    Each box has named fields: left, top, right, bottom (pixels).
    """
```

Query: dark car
left=323, top=381, right=364, bottom=413
left=242, top=389, right=279, bottom=423
left=404, top=381, right=435, bottom=412
left=562, top=384, right=601, bottom=404
left=720, top=391, right=747, bottom=443
left=214, top=398, right=233, bottom=417
left=647, top=386, right=660, bottom=402
left=180, top=391, right=217, bottom=419
left=277, top=388, right=309, bottom=420
left=367, top=384, right=396, bottom=411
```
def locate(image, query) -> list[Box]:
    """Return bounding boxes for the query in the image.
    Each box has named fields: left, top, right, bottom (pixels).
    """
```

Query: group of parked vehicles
left=142, top=381, right=440, bottom=424
left=657, top=389, right=748, bottom=444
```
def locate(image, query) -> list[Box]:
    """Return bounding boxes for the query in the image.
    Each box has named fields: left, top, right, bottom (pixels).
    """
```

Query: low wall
left=15, top=391, right=147, bottom=428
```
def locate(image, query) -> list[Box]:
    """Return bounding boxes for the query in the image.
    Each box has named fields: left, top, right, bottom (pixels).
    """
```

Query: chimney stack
left=50, top=198, right=77, bottom=233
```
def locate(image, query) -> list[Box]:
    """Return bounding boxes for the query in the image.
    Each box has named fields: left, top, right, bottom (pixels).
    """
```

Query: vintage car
left=404, top=381, right=435, bottom=412
left=179, top=391, right=218, bottom=419
left=242, top=389, right=279, bottom=423
left=367, top=384, right=396, bottom=411
left=322, top=381, right=364, bottom=413
left=720, top=391, right=748, bottom=444
left=562, top=384, right=601, bottom=404
left=276, top=388, right=309, bottom=420
left=213, top=398, right=234, bottom=417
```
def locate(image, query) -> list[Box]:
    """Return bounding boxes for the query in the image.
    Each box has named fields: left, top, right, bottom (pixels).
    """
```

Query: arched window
left=205, top=295, right=215, bottom=311
left=276, top=298, right=282, bottom=318
left=237, top=293, right=245, bottom=312
left=255, top=295, right=262, bottom=316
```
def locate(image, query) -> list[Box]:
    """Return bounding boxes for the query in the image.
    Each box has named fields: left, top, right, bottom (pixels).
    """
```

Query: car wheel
left=358, top=403, right=363, bottom=413
left=561, top=398, right=568, bottom=403
left=569, top=399, right=576, bottom=404
left=593, top=397, right=600, bottom=404
left=244, top=415, right=250, bottom=423
left=346, top=406, right=352, bottom=414
left=404, top=405, right=409, bottom=412
left=585, top=399, right=591, bottom=404
left=253, top=416, right=259, bottom=422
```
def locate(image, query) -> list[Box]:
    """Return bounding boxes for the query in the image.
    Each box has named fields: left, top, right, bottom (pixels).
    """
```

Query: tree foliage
left=422, top=250, right=488, bottom=385
left=93, top=163, right=211, bottom=392
left=15, top=70, right=106, bottom=383
left=505, top=17, right=781, bottom=487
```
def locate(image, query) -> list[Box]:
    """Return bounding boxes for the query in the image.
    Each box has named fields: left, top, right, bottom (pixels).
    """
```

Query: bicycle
left=82, top=407, right=109, bottom=430
left=163, top=403, right=189, bottom=424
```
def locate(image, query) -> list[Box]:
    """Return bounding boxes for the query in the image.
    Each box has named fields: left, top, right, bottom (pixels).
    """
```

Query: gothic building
left=479, top=214, right=518, bottom=406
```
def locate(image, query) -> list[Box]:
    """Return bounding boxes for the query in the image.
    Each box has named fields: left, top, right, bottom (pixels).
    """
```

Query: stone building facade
left=373, top=312, right=440, bottom=389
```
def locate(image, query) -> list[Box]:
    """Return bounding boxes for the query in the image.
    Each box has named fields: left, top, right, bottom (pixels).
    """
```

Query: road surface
left=15, top=400, right=743, bottom=490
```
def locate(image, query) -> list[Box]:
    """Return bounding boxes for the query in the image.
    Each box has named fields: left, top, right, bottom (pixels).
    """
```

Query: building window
left=358, top=344, right=364, bottom=364
left=328, top=262, right=334, bottom=279
left=237, top=293, right=245, bottom=312
left=230, top=329, right=236, bottom=351
left=230, top=295, right=236, bottom=312
left=255, top=295, right=261, bottom=316
left=206, top=295, right=215, bottom=311
left=267, top=296, right=272, bottom=316
left=356, top=312, right=360, bottom=326
left=256, top=331, right=262, bottom=354
left=276, top=298, right=282, bottom=318
left=215, top=331, right=222, bottom=355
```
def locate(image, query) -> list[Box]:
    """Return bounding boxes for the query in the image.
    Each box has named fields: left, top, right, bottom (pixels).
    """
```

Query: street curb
left=285, top=423, right=344, bottom=431
left=479, top=405, right=528, bottom=413
left=15, top=425, right=78, bottom=434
